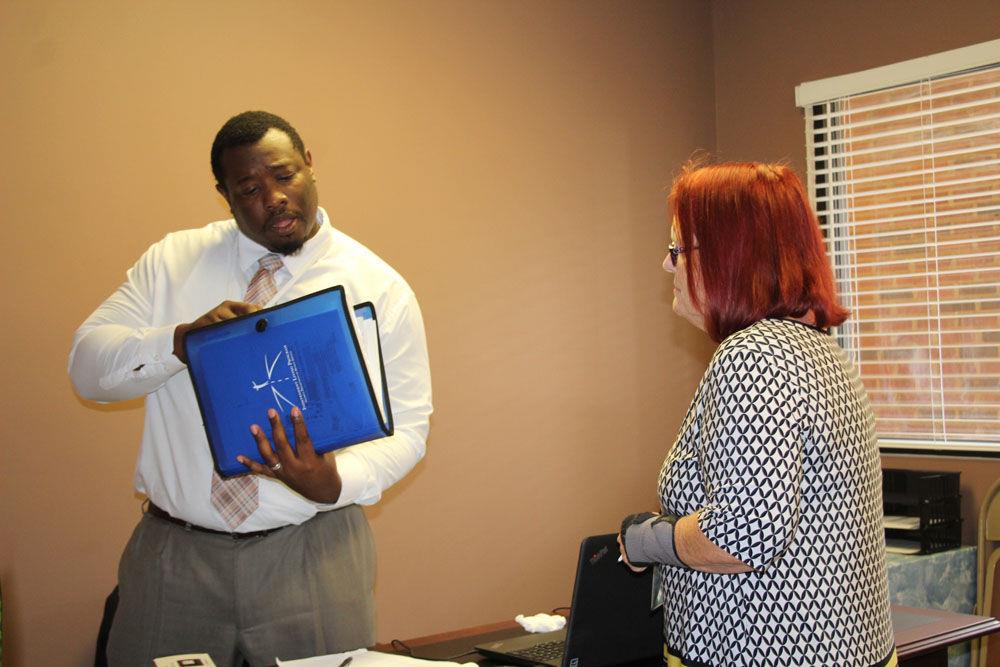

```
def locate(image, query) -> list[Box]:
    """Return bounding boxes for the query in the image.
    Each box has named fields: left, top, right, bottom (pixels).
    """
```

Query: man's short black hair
left=211, top=111, right=307, bottom=187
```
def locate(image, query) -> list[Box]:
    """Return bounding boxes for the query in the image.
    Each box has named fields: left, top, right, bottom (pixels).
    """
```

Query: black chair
left=94, top=586, right=118, bottom=667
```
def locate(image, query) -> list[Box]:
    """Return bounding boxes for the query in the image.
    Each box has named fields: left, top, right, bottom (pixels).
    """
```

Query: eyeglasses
left=666, top=241, right=697, bottom=267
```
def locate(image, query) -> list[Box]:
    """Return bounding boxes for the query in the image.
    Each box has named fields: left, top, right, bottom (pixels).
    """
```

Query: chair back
left=976, top=478, right=1000, bottom=667
left=985, top=489, right=1000, bottom=542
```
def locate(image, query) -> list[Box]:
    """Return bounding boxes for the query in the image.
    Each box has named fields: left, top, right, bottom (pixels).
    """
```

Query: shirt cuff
left=147, top=325, right=187, bottom=374
left=95, top=324, right=186, bottom=394
left=319, top=449, right=379, bottom=510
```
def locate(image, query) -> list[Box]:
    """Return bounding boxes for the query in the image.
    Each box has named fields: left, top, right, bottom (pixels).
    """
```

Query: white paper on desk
left=883, top=515, right=921, bottom=530
left=885, top=538, right=922, bottom=555
left=276, top=648, right=475, bottom=667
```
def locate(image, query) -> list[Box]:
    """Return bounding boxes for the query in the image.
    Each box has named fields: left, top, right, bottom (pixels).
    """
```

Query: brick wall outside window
left=804, top=64, right=1000, bottom=451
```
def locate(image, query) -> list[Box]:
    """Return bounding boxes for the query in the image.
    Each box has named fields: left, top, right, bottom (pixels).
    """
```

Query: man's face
left=217, top=128, right=320, bottom=255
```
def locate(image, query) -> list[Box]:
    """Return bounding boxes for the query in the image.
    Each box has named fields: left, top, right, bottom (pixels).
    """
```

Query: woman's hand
left=617, top=532, right=649, bottom=573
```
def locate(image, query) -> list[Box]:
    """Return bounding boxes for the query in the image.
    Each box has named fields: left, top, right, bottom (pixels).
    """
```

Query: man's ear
left=215, top=182, right=230, bottom=203
left=306, top=154, right=317, bottom=182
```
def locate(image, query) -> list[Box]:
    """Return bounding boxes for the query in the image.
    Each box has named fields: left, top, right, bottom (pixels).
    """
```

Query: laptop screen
left=476, top=533, right=664, bottom=667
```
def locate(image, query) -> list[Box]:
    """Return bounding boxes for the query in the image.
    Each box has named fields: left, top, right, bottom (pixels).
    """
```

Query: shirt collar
left=236, top=207, right=333, bottom=278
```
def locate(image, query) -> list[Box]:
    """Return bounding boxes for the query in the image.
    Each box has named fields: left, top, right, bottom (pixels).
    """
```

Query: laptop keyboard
left=509, top=639, right=566, bottom=663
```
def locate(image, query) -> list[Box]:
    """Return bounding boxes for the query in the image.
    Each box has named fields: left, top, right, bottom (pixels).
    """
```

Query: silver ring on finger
left=270, top=462, right=283, bottom=473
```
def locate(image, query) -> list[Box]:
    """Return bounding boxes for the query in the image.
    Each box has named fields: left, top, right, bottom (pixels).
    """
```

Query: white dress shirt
left=69, top=208, right=432, bottom=531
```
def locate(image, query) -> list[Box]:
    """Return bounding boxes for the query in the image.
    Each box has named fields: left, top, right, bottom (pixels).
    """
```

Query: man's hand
left=239, top=407, right=343, bottom=504
left=173, top=300, right=261, bottom=364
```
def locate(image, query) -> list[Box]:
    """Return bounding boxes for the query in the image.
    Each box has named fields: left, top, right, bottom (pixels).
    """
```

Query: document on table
left=885, top=538, right=922, bottom=554
left=276, top=648, right=476, bottom=667
left=883, top=515, right=921, bottom=530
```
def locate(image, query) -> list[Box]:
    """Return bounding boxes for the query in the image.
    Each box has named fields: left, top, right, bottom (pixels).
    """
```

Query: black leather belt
left=145, top=501, right=288, bottom=540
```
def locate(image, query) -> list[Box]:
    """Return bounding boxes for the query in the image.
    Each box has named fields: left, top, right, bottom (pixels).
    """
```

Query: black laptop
left=475, top=533, right=664, bottom=667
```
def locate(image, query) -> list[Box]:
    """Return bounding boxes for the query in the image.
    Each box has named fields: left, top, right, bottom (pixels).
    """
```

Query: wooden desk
left=893, top=605, right=1000, bottom=667
left=384, top=605, right=1000, bottom=666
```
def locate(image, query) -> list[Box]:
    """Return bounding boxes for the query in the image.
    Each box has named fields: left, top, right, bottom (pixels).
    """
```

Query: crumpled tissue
left=515, top=613, right=567, bottom=633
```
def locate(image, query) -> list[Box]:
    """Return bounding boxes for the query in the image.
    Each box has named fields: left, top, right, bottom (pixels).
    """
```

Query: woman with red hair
left=618, top=163, right=895, bottom=666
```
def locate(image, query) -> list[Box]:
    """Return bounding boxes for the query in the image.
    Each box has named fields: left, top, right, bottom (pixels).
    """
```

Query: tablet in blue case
left=184, top=285, right=393, bottom=478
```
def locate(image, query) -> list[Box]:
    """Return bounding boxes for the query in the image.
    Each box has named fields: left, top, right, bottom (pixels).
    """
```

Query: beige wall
left=712, top=0, right=1000, bottom=173
left=0, top=2, right=717, bottom=665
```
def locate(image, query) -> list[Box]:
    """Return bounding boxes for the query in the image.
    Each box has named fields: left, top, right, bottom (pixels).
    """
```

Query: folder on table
left=184, top=285, right=393, bottom=478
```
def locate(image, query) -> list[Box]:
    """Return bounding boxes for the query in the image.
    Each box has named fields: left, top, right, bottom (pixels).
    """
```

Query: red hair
left=669, top=162, right=848, bottom=343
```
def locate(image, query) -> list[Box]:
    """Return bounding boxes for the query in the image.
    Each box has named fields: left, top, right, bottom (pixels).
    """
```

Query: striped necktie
left=210, top=253, right=283, bottom=530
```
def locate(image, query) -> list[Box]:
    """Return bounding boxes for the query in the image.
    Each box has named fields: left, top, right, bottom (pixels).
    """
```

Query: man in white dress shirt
left=70, top=111, right=433, bottom=666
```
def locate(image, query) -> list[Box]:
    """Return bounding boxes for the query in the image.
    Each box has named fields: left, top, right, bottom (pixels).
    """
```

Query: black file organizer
left=882, top=469, right=962, bottom=554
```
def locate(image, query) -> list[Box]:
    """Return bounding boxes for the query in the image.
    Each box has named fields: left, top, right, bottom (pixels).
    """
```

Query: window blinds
left=801, top=58, right=1000, bottom=452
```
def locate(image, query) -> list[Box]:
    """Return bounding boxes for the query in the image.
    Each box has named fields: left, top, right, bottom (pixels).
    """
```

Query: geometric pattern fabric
left=656, top=318, right=895, bottom=666
left=210, top=253, right=283, bottom=530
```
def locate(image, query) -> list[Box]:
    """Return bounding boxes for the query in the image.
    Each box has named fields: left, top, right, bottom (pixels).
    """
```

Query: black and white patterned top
left=657, top=318, right=894, bottom=666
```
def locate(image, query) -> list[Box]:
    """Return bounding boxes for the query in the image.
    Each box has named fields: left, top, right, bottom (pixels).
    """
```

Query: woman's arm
left=619, top=511, right=752, bottom=574
left=675, top=513, right=752, bottom=573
